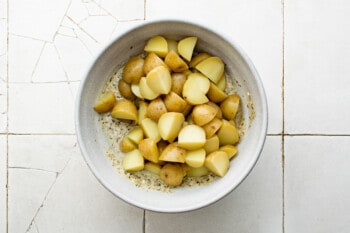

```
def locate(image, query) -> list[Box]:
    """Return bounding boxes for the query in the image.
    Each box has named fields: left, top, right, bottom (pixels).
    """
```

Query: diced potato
left=167, top=38, right=178, bottom=54
left=202, top=118, right=222, bottom=138
left=118, top=80, right=135, bottom=100
left=203, top=135, right=220, bottom=154
left=143, top=52, right=168, bottom=74
left=216, top=74, right=226, bottom=91
left=171, top=73, right=187, bottom=96
left=146, top=98, right=167, bottom=122
left=217, top=120, right=239, bottom=146
left=187, top=166, right=210, bottom=177
left=127, top=127, right=144, bottom=144
left=93, top=92, right=116, bottom=113
left=178, top=36, right=197, bottom=61
left=185, top=148, right=206, bottom=168
left=144, top=162, right=161, bottom=175
left=122, top=56, right=145, bottom=84
left=196, top=56, right=224, bottom=84
left=139, top=138, right=159, bottom=163
left=160, top=163, right=185, bottom=186
left=220, top=94, right=240, bottom=120
left=191, top=103, right=218, bottom=126
left=111, top=99, right=138, bottom=121
left=207, top=102, right=223, bottom=119
left=159, top=142, right=186, bottom=163
left=189, top=52, right=211, bottom=68
left=140, top=118, right=161, bottom=142
left=158, top=112, right=184, bottom=142
left=207, top=82, right=228, bottom=103
left=178, top=125, right=206, bottom=150
left=139, top=77, right=159, bottom=100
left=182, top=73, right=210, bottom=105
left=219, top=145, right=238, bottom=160
left=164, top=92, right=187, bottom=113
left=146, top=66, right=172, bottom=95
left=144, top=36, right=168, bottom=57
left=119, top=137, right=136, bottom=152
left=122, top=149, right=144, bottom=172
left=131, top=83, right=143, bottom=99
left=205, top=151, right=229, bottom=177
left=164, top=50, right=189, bottom=72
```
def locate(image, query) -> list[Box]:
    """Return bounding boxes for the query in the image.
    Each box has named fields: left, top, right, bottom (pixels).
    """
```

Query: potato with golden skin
left=196, top=56, right=225, bottom=84
left=207, top=82, right=228, bottom=103
left=205, top=151, right=229, bottom=177
left=202, top=118, right=222, bottom=138
left=189, top=52, right=211, bottom=68
left=119, top=137, right=136, bottom=152
left=220, top=145, right=238, bottom=160
left=171, top=73, right=187, bottom=96
left=220, top=94, right=240, bottom=120
left=139, top=138, right=159, bottom=163
left=111, top=99, right=138, bottom=121
left=118, top=80, right=135, bottom=100
left=191, top=103, right=218, bottom=126
left=159, top=142, right=186, bottom=163
left=164, top=92, right=187, bottom=113
left=160, top=163, right=185, bottom=186
left=122, top=149, right=144, bottom=172
left=143, top=52, right=168, bottom=74
left=144, top=36, right=168, bottom=58
left=122, top=56, right=144, bottom=84
left=93, top=92, right=116, bottom=113
left=178, top=36, right=197, bottom=61
left=203, top=135, right=220, bottom=154
left=146, top=66, right=172, bottom=95
left=164, top=50, right=189, bottom=72
left=217, top=119, right=239, bottom=146
left=146, top=98, right=167, bottom=122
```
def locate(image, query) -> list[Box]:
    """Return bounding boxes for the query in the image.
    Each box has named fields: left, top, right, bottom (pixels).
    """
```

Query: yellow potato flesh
left=137, top=101, right=148, bottom=124
left=122, top=149, right=144, bottom=172
left=143, top=52, right=168, bottom=74
left=171, top=73, right=187, bottom=96
left=220, top=94, right=240, bottom=120
left=159, top=143, right=186, bottom=163
left=178, top=125, right=206, bottom=150
left=144, top=162, right=161, bottom=175
left=178, top=36, right=197, bottom=61
left=146, top=66, right=172, bottom=95
left=164, top=92, right=187, bottom=113
left=139, top=77, right=159, bottom=100
left=196, top=56, right=224, bottom=84
left=111, top=99, right=138, bottom=121
left=182, top=73, right=210, bottom=105
left=207, top=82, right=228, bottom=103
left=127, top=127, right=144, bottom=144
left=166, top=39, right=178, bottom=54
left=216, top=74, right=226, bottom=91
left=185, top=148, right=206, bottom=168
left=119, top=137, right=136, bottom=152
left=158, top=112, right=184, bottom=142
left=202, top=118, right=222, bottom=138
left=140, top=118, right=161, bottom=142
left=164, top=50, right=189, bottom=72
left=205, top=151, right=229, bottom=177
left=144, top=36, right=168, bottom=57
left=187, top=166, right=210, bottom=177
left=189, top=52, right=211, bottom=68
left=192, top=103, right=218, bottom=126
left=203, top=135, right=220, bottom=154
left=217, top=120, right=239, bottom=146
left=93, top=92, right=116, bottom=113
left=220, top=145, right=238, bottom=160
left=139, top=138, right=159, bottom=163
left=131, top=83, right=143, bottom=99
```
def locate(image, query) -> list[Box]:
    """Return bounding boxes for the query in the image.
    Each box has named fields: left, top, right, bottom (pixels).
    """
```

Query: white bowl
left=76, top=20, right=268, bottom=213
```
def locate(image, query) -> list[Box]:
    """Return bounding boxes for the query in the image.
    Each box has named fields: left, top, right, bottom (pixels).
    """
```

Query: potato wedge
left=137, top=101, right=148, bottom=124
left=220, top=94, right=240, bottom=120
left=220, top=145, right=238, bottom=160
left=111, top=99, right=138, bottom=121
left=131, top=83, right=143, bottom=99
left=167, top=38, right=178, bottom=54
left=143, top=52, right=168, bottom=74
left=144, top=35, right=168, bottom=57
left=205, top=151, right=229, bottom=177
left=139, top=138, right=159, bottom=163
left=192, top=103, right=218, bottom=126
left=189, top=52, right=211, bottom=68
left=165, top=50, right=189, bottom=72
left=187, top=166, right=210, bottom=177
left=171, top=72, right=187, bottom=95
left=178, top=36, right=197, bottom=61
left=159, top=142, right=186, bottom=163
left=196, top=56, right=224, bottom=84
left=158, top=112, right=184, bottom=142
left=122, top=56, right=145, bottom=84
left=164, top=92, right=187, bottom=113
left=118, top=80, right=135, bottom=100
left=185, top=148, right=206, bottom=168
left=216, top=74, right=226, bottom=91
left=119, top=137, right=136, bottom=152
left=127, top=126, right=144, bottom=144
left=178, top=125, right=206, bottom=150
left=207, top=101, right=223, bottom=119
left=144, top=162, right=161, bottom=175
left=202, top=118, right=222, bottom=138
left=207, top=82, right=228, bottom=103
left=139, top=77, right=159, bottom=100
left=122, top=149, right=144, bottom=172
left=182, top=73, right=210, bottom=105
left=93, top=92, right=116, bottom=113
left=146, top=66, right=172, bottom=95
left=203, top=135, right=220, bottom=154
left=217, top=119, right=239, bottom=145
left=140, top=118, right=161, bottom=142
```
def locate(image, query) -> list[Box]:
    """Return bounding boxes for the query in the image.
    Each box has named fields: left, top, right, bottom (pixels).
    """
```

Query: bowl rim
left=75, top=19, right=268, bottom=213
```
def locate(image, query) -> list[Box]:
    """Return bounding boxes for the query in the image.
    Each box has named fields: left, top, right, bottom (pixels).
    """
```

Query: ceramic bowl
left=76, top=20, right=268, bottom=213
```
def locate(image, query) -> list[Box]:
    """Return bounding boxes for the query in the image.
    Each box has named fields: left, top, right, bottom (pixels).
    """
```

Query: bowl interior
left=76, top=20, right=267, bottom=213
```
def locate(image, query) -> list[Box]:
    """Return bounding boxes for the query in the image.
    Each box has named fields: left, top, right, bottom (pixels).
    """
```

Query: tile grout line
left=142, top=210, right=146, bottom=233
left=6, top=0, right=9, bottom=231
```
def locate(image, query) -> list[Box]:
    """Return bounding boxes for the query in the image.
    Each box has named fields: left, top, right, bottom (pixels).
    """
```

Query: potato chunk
left=207, top=82, right=228, bottom=103
left=220, top=94, right=240, bottom=120
left=160, top=163, right=185, bottom=186
left=185, top=148, right=206, bottom=168
left=93, top=91, right=116, bottom=113
left=144, top=162, right=161, bottom=175
left=111, top=99, right=138, bottom=121
left=187, top=166, right=210, bottom=177
left=217, top=120, right=239, bottom=146
left=178, top=125, right=206, bottom=150
left=196, top=56, right=224, bottom=84
left=220, top=145, right=238, bottom=160
left=143, top=52, right=168, bottom=74
left=146, top=66, right=172, bottom=95
left=158, top=112, right=184, bottom=142
left=139, top=138, right=159, bottom=163
left=178, top=36, right=197, bottom=61
left=205, top=151, right=229, bottom=177
left=182, top=73, right=210, bottom=105
left=140, top=118, right=161, bottom=142
left=165, top=50, right=189, bottom=72
left=122, top=56, right=145, bottom=84
left=171, top=73, right=187, bottom=95
left=191, top=103, right=218, bottom=126
left=139, top=77, right=159, bottom=100
left=159, top=142, right=186, bottom=163
left=144, top=35, right=168, bottom=57
left=146, top=98, right=167, bottom=122
left=118, top=80, right=135, bottom=100
left=164, top=92, right=187, bottom=113
left=122, top=149, right=144, bottom=172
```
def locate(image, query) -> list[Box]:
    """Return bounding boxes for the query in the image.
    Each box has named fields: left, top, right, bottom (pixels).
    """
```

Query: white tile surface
left=0, top=79, right=6, bottom=133
left=0, top=136, right=6, bottom=233
left=9, top=0, right=71, bottom=41
left=8, top=83, right=75, bottom=134
left=100, top=0, right=144, bottom=21
left=285, top=136, right=350, bottom=233
left=285, top=0, right=350, bottom=134
left=146, top=0, right=283, bottom=134
left=146, top=136, right=282, bottom=233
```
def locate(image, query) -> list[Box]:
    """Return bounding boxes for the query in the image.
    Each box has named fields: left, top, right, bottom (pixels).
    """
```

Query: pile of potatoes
left=93, top=35, right=241, bottom=187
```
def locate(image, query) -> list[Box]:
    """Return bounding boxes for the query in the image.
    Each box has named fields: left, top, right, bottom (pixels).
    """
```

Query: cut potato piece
left=144, top=35, right=168, bottom=57
left=217, top=120, right=239, bottom=145
left=146, top=98, right=167, bottom=122
left=192, top=103, right=218, bottom=126
left=122, top=149, right=144, bottom=172
left=187, top=166, right=210, bottom=177
left=93, top=92, right=116, bottom=113
left=143, top=52, right=168, bottom=74
left=140, top=118, right=161, bottom=142
left=216, top=74, right=226, bottom=91
left=157, top=140, right=169, bottom=155
left=205, top=151, right=229, bottom=177
left=220, top=145, right=238, bottom=160
left=139, top=138, right=159, bottom=163
left=137, top=101, right=148, bottom=124
left=118, top=80, right=135, bottom=100
left=178, top=36, right=197, bottom=61
left=178, top=125, right=206, bottom=150
left=131, top=83, right=143, bottom=99
left=127, top=127, right=144, bottom=144
left=202, top=118, right=222, bottom=138
left=164, top=50, right=189, bottom=72
left=159, top=142, right=186, bottom=163
left=207, top=82, right=228, bottom=103
left=203, top=135, right=220, bottom=154
left=119, top=137, right=136, bottom=152
left=144, top=162, right=161, bottom=175
left=207, top=102, right=222, bottom=119
left=139, top=77, right=159, bottom=100
left=158, top=112, right=184, bottom=142
left=111, top=99, right=138, bottom=121
left=167, top=39, right=178, bottom=54
left=164, top=92, right=187, bottom=113
left=220, top=94, right=240, bottom=120
left=160, top=163, right=185, bottom=186
left=122, top=56, right=145, bottom=84
left=171, top=73, right=187, bottom=96
left=196, top=56, right=224, bottom=84
left=182, top=73, right=210, bottom=105
left=189, top=52, right=211, bottom=68
left=185, top=148, right=206, bottom=168
left=146, top=66, right=172, bottom=95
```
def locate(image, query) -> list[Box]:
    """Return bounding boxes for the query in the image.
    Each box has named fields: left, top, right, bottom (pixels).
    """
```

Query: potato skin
left=93, top=92, right=116, bottom=113
left=159, top=163, right=185, bottom=186
left=123, top=56, right=145, bottom=84
left=118, top=79, right=135, bottom=100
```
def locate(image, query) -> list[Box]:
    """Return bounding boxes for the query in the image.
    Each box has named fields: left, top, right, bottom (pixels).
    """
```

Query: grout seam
left=142, top=210, right=146, bottom=233
left=6, top=0, right=9, bottom=231
left=281, top=0, right=285, bottom=232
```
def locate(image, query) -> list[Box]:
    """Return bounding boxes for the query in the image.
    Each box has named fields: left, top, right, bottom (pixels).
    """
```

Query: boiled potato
left=146, top=98, right=167, bottom=122
left=160, top=163, right=185, bottom=186
left=217, top=119, right=239, bottom=146
left=182, top=73, right=210, bottom=105
left=122, top=149, right=144, bottom=172
left=157, top=140, right=169, bottom=155
left=196, top=56, right=224, bottom=84
left=122, top=56, right=145, bottom=84
left=167, top=38, right=178, bottom=53
left=207, top=82, right=228, bottom=103
left=203, top=135, right=220, bottom=154
left=139, top=138, right=159, bottom=163
left=220, top=94, right=240, bottom=120
left=144, top=35, right=168, bottom=57
left=131, top=83, right=143, bottom=99
left=164, top=92, right=187, bottom=113
left=187, top=166, right=210, bottom=177
left=205, top=151, right=229, bottom=177
left=220, top=145, right=238, bottom=160
left=171, top=73, right=187, bottom=95
left=182, top=104, right=193, bottom=117
left=111, top=99, right=138, bottom=121
left=189, top=52, right=211, bottom=68
left=119, top=137, right=136, bottom=152
left=146, top=66, right=172, bottom=95
left=178, top=125, right=206, bottom=150
left=216, top=74, right=226, bottom=91
left=140, top=118, right=161, bottom=142
left=127, top=127, right=144, bottom=144
left=143, top=52, right=168, bottom=74
left=144, top=162, right=161, bottom=175
left=93, top=91, right=116, bottom=113
left=164, top=50, right=189, bottom=72
left=139, top=77, right=159, bottom=100
left=178, top=36, right=197, bottom=61
left=159, top=142, right=186, bottom=163
left=158, top=112, right=184, bottom=142
left=118, top=80, right=135, bottom=100
left=137, top=101, right=148, bottom=124
left=202, top=118, right=222, bottom=138
left=207, top=102, right=223, bottom=119
left=192, top=103, right=218, bottom=126
left=185, top=148, right=206, bottom=168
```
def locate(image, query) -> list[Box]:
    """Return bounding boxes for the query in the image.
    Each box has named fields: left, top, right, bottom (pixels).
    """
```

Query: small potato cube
left=189, top=52, right=211, bottom=68
left=146, top=66, right=172, bottom=95
left=131, top=83, right=143, bottom=99
left=192, top=103, right=218, bottom=126
left=164, top=92, right=187, bottom=113
left=143, top=52, right=168, bottom=74
left=122, top=149, right=144, bottom=172
left=207, top=102, right=223, bottom=119
left=144, top=36, right=168, bottom=57
left=139, top=77, right=159, bottom=100
left=171, top=73, right=187, bottom=96
left=205, top=151, right=229, bottom=177
left=119, top=137, right=136, bottom=152
left=158, top=112, right=184, bottom=142
left=178, top=125, right=206, bottom=150
left=207, top=82, right=228, bottom=103
left=185, top=148, right=206, bottom=168
left=202, top=118, right=222, bottom=138
left=127, top=127, right=144, bottom=144
left=140, top=118, right=161, bottom=142
left=196, top=56, right=224, bottom=84
left=111, top=99, right=138, bottom=121
left=178, top=36, right=197, bottom=61
left=93, top=92, right=116, bottom=113
left=182, top=73, right=210, bottom=105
